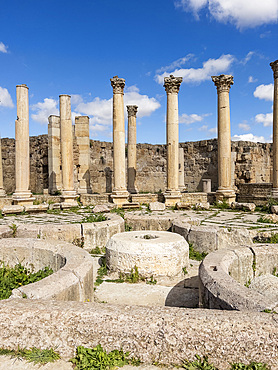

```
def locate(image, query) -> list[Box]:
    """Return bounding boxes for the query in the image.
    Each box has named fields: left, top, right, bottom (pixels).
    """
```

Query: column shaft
left=48, top=115, right=62, bottom=194
left=271, top=60, right=278, bottom=195
left=59, top=95, right=77, bottom=204
left=178, top=147, right=185, bottom=191
left=75, top=116, right=91, bottom=194
left=13, top=84, right=33, bottom=204
left=163, top=75, right=182, bottom=206
left=127, top=105, right=138, bottom=194
left=0, top=138, right=6, bottom=196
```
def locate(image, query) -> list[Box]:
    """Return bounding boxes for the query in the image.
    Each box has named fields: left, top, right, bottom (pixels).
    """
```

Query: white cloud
left=232, top=133, right=268, bottom=143
left=240, top=51, right=255, bottom=65
left=156, top=54, right=195, bottom=74
left=255, top=112, right=273, bottom=127
left=175, top=0, right=278, bottom=29
left=179, top=113, right=205, bottom=124
left=198, top=125, right=208, bottom=131
left=155, top=54, right=234, bottom=84
left=238, top=122, right=250, bottom=131
left=253, top=84, right=273, bottom=101
left=0, top=87, right=14, bottom=108
left=209, top=127, right=217, bottom=134
left=248, top=76, right=257, bottom=83
left=0, top=42, right=8, bottom=53
left=31, top=98, right=59, bottom=124
left=74, top=86, right=161, bottom=138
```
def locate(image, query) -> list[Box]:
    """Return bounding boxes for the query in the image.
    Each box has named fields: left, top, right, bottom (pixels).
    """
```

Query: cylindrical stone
left=178, top=147, right=185, bottom=191
left=0, top=137, right=6, bottom=196
left=48, top=115, right=62, bottom=194
left=75, top=116, right=91, bottom=194
left=271, top=60, right=278, bottom=194
left=127, top=105, right=138, bottom=194
left=59, top=95, right=75, bottom=196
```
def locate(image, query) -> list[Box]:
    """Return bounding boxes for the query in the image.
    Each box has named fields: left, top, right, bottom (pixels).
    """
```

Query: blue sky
left=0, top=0, right=277, bottom=144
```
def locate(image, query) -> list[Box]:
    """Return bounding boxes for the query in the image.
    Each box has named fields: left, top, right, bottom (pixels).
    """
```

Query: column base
left=178, top=185, right=187, bottom=193
left=164, top=190, right=181, bottom=207
left=12, top=191, right=35, bottom=206
left=111, top=190, right=129, bottom=208
left=216, top=189, right=236, bottom=205
left=0, top=189, right=6, bottom=198
left=127, top=187, right=138, bottom=194
left=60, top=190, right=78, bottom=206
left=271, top=188, right=278, bottom=198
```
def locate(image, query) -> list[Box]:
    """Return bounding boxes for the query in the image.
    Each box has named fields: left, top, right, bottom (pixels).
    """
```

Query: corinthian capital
left=211, top=74, right=234, bottom=93
left=110, top=76, right=125, bottom=94
left=164, top=75, right=183, bottom=94
left=270, top=60, right=278, bottom=79
left=127, top=105, right=138, bottom=117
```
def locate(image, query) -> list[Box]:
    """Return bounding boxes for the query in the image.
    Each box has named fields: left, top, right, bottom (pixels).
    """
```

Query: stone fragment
left=231, top=202, right=256, bottom=212
left=2, top=205, right=24, bottom=215
left=149, top=202, right=166, bottom=211
left=176, top=202, right=192, bottom=210
left=24, top=204, right=49, bottom=213
left=194, top=202, right=210, bottom=210
left=93, top=204, right=111, bottom=213
left=271, top=205, right=278, bottom=214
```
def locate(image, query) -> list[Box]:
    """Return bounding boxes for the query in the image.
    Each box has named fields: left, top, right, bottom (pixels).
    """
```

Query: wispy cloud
left=0, top=42, right=8, bottom=53
left=179, top=113, right=210, bottom=124
left=255, top=112, right=273, bottom=127
left=155, top=54, right=235, bottom=84
left=248, top=76, right=257, bottom=83
left=232, top=133, right=269, bottom=143
left=175, top=0, right=278, bottom=29
left=238, top=122, right=251, bottom=131
left=31, top=98, right=59, bottom=124
left=156, top=54, right=195, bottom=74
left=253, top=84, right=273, bottom=101
left=0, top=86, right=14, bottom=108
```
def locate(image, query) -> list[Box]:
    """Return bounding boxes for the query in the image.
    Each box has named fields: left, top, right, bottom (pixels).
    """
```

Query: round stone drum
left=106, top=231, right=189, bottom=277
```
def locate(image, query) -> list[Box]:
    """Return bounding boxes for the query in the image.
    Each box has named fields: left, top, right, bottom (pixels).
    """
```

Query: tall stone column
left=59, top=94, right=77, bottom=205
left=164, top=75, right=183, bottom=206
left=12, top=84, right=34, bottom=205
left=48, top=115, right=62, bottom=195
left=75, top=115, right=91, bottom=194
left=127, top=105, right=138, bottom=194
left=270, top=60, right=278, bottom=198
left=110, top=76, right=129, bottom=207
left=0, top=137, right=6, bottom=197
left=211, top=74, right=236, bottom=204
left=178, top=147, right=186, bottom=191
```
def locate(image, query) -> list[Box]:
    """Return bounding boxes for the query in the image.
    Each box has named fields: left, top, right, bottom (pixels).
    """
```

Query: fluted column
left=178, top=147, right=186, bottom=191
left=212, top=74, right=236, bottom=204
left=0, top=137, right=6, bottom=197
left=270, top=60, right=278, bottom=197
left=48, top=115, right=62, bottom=195
left=75, top=115, right=91, bottom=194
left=12, top=84, right=34, bottom=205
left=164, top=75, right=182, bottom=206
left=110, top=76, right=129, bottom=207
left=59, top=94, right=77, bottom=205
left=127, top=105, right=138, bottom=194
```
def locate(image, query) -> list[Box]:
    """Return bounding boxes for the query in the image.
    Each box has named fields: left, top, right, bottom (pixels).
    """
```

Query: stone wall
left=0, top=136, right=273, bottom=194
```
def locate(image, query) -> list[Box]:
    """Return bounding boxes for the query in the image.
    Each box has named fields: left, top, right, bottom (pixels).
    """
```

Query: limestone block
left=249, top=274, right=278, bottom=308
left=231, top=202, right=256, bottom=212
left=194, top=202, right=210, bottom=210
left=0, top=225, right=13, bottom=238
left=149, top=202, right=166, bottom=211
left=188, top=225, right=217, bottom=253
left=228, top=247, right=254, bottom=285
left=24, top=204, right=49, bottom=213
left=171, top=220, right=191, bottom=239
left=106, top=231, right=189, bottom=277
left=93, top=204, right=111, bottom=213
left=252, top=244, right=278, bottom=276
left=271, top=205, right=278, bottom=214
left=217, top=228, right=253, bottom=250
left=124, top=214, right=174, bottom=231
left=2, top=205, right=24, bottom=215
left=176, top=202, right=192, bottom=210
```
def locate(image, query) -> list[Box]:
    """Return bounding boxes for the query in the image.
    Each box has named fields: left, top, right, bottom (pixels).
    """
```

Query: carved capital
left=270, top=60, right=278, bottom=79
left=163, top=75, right=183, bottom=94
left=127, top=105, right=138, bottom=117
left=211, top=74, right=234, bottom=93
left=110, top=75, right=125, bottom=94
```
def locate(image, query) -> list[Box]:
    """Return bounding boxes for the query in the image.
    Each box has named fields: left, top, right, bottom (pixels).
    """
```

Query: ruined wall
left=0, top=136, right=273, bottom=194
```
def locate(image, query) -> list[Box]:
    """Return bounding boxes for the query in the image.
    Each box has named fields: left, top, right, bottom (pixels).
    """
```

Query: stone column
left=0, top=137, right=6, bottom=197
left=110, top=76, right=129, bottom=207
left=211, top=74, right=236, bottom=204
left=12, top=84, right=34, bottom=205
left=59, top=94, right=77, bottom=205
left=127, top=105, right=138, bottom=194
left=178, top=147, right=186, bottom=191
left=164, top=75, right=183, bottom=206
left=75, top=116, right=91, bottom=194
left=270, top=60, right=278, bottom=197
left=48, top=115, right=62, bottom=195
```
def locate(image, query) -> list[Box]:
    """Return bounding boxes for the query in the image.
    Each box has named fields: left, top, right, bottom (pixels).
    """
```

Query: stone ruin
left=0, top=60, right=278, bottom=369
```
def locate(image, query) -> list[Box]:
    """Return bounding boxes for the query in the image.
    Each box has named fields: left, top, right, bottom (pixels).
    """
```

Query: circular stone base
left=106, top=231, right=189, bottom=277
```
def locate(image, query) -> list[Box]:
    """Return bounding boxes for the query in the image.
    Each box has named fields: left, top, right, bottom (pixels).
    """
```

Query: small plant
left=245, top=279, right=251, bottom=288
left=47, top=209, right=61, bottom=215
left=111, top=207, right=125, bottom=219
left=70, top=344, right=140, bottom=369
left=182, top=266, right=188, bottom=275
left=9, top=223, right=17, bottom=238
left=230, top=362, right=270, bottom=370
left=0, top=347, right=60, bottom=364
left=214, top=200, right=230, bottom=210
left=83, top=213, right=107, bottom=223
left=33, top=199, right=41, bottom=205
left=125, top=223, right=132, bottom=231
left=272, top=267, right=278, bottom=277
left=95, top=259, right=108, bottom=286
left=182, top=354, right=218, bottom=369
left=189, top=243, right=208, bottom=261
left=257, top=216, right=275, bottom=224
left=0, top=262, right=53, bottom=300
left=146, top=275, right=157, bottom=285
left=90, top=246, right=106, bottom=255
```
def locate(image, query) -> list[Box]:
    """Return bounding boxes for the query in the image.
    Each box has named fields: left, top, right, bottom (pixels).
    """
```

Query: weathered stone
left=231, top=202, right=256, bottom=212
left=271, top=205, right=278, bottom=214
left=149, top=202, right=166, bottom=211
left=24, top=204, right=49, bottom=213
left=93, top=204, right=111, bottom=213
left=2, top=205, right=24, bottom=215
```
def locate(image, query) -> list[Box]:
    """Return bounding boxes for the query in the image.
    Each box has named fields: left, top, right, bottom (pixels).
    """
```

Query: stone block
left=231, top=202, right=256, bottom=212
left=271, top=205, right=278, bottom=214
left=188, top=225, right=217, bottom=253
left=24, top=204, right=49, bottom=213
left=149, top=202, right=165, bottom=211
left=2, top=205, right=24, bottom=215
left=93, top=204, right=111, bottom=213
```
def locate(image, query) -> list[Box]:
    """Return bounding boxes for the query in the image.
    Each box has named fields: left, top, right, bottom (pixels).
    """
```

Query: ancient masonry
left=127, top=105, right=138, bottom=194
left=271, top=60, right=278, bottom=198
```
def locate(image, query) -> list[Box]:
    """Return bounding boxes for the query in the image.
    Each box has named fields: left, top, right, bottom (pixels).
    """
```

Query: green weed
left=0, top=347, right=60, bottom=364
left=83, top=213, right=107, bottom=223
left=189, top=243, right=208, bottom=261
